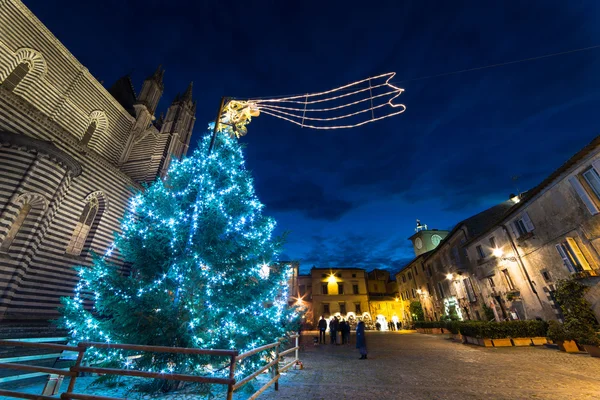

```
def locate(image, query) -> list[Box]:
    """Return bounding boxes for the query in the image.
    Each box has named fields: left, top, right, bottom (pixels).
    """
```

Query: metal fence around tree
left=0, top=334, right=300, bottom=400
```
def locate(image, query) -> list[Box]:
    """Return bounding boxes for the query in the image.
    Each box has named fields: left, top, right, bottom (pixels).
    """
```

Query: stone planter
left=583, top=345, right=600, bottom=358
left=530, top=337, right=548, bottom=346
left=417, top=328, right=424, bottom=334
left=511, top=338, right=533, bottom=347
left=492, top=338, right=513, bottom=347
left=450, top=333, right=463, bottom=342
left=557, top=340, right=580, bottom=353
left=476, top=338, right=494, bottom=347
left=424, top=328, right=432, bottom=334
left=431, top=328, right=443, bottom=334
left=464, top=336, right=476, bottom=344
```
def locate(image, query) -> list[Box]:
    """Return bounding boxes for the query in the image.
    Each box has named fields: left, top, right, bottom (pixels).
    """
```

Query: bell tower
left=408, top=220, right=449, bottom=257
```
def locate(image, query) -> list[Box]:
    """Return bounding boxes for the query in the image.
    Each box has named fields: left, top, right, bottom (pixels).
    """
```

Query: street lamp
left=493, top=248, right=518, bottom=262
left=446, top=273, right=453, bottom=280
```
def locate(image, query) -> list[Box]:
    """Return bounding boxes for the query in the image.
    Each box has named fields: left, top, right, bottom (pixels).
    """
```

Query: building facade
left=396, top=136, right=600, bottom=324
left=0, top=0, right=196, bottom=324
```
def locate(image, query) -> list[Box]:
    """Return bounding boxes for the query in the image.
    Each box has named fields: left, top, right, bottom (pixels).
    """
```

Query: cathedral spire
left=148, top=64, right=164, bottom=85
left=182, top=81, right=193, bottom=101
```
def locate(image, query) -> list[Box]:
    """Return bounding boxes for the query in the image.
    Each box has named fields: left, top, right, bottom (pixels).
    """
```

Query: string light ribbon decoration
left=215, top=72, right=406, bottom=138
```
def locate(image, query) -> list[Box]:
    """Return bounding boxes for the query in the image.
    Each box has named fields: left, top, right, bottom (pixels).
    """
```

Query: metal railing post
left=295, top=335, right=299, bottom=361
left=64, top=344, right=86, bottom=399
left=226, top=352, right=237, bottom=400
left=274, top=339, right=281, bottom=391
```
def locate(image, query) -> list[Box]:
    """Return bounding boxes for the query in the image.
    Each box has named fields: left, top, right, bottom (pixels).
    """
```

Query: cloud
left=299, top=233, right=415, bottom=274
left=256, top=177, right=354, bottom=221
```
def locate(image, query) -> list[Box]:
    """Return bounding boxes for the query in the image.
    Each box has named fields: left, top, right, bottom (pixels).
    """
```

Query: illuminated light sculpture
left=213, top=72, right=406, bottom=138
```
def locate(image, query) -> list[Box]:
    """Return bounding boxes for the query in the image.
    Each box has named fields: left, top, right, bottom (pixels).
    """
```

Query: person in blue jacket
left=356, top=320, right=367, bottom=359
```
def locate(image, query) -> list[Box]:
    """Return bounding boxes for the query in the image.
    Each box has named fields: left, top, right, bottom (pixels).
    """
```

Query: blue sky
left=25, top=0, right=600, bottom=273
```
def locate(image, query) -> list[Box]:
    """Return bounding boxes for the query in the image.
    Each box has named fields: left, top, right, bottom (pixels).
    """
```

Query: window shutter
left=522, top=212, right=535, bottom=232
left=568, top=176, right=599, bottom=215
left=565, top=237, right=592, bottom=271
left=555, top=244, right=576, bottom=273
left=510, top=221, right=519, bottom=238
left=591, top=159, right=600, bottom=175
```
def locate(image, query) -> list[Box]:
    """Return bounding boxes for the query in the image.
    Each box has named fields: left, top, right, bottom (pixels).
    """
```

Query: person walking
left=318, top=316, right=327, bottom=344
left=356, top=320, right=367, bottom=359
left=339, top=319, right=347, bottom=344
left=329, top=316, right=339, bottom=345
left=343, top=319, right=351, bottom=344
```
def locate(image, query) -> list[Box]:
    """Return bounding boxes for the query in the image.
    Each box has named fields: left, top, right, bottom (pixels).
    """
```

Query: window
left=66, top=196, right=99, bottom=256
left=323, top=304, right=330, bottom=315
left=437, top=282, right=445, bottom=298
left=402, top=275, right=406, bottom=283
left=322, top=284, right=328, bottom=295
left=299, top=285, right=306, bottom=296
left=352, top=284, right=359, bottom=294
left=336, top=273, right=342, bottom=278
left=1, top=62, right=30, bottom=92
left=337, top=283, right=344, bottom=294
left=414, top=266, right=418, bottom=276
left=476, top=245, right=485, bottom=259
left=502, top=269, right=515, bottom=290
left=463, top=278, right=476, bottom=302
left=321, top=274, right=327, bottom=278
left=489, top=237, right=496, bottom=249
left=0, top=204, right=32, bottom=252
left=339, top=303, right=346, bottom=314
left=81, top=121, right=97, bottom=146
left=426, top=265, right=433, bottom=277
left=411, top=288, right=416, bottom=298
left=407, top=272, right=413, bottom=280
left=555, top=238, right=592, bottom=273
left=513, top=212, right=535, bottom=237
left=426, top=283, right=433, bottom=296
left=487, top=277, right=495, bottom=288
left=542, top=271, right=552, bottom=281
left=374, top=283, right=379, bottom=291
left=569, top=175, right=600, bottom=215
left=583, top=168, right=600, bottom=200
left=355, top=303, right=362, bottom=314
left=352, top=273, right=356, bottom=278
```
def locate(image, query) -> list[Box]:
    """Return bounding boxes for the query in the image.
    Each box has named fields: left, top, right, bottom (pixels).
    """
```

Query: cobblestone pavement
left=260, top=331, right=600, bottom=400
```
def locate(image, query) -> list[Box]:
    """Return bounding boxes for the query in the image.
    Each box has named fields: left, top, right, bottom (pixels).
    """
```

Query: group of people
left=318, top=316, right=367, bottom=359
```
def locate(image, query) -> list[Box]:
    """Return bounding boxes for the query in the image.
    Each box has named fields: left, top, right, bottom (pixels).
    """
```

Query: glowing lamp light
left=327, top=274, right=337, bottom=284
left=416, top=289, right=422, bottom=295
left=446, top=273, right=453, bottom=280
left=493, top=248, right=504, bottom=258
left=395, top=297, right=400, bottom=302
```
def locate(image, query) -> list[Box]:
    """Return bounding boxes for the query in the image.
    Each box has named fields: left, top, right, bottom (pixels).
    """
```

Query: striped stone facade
left=0, top=0, right=197, bottom=323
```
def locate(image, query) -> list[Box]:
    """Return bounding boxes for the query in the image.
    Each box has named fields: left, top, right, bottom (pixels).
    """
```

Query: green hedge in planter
left=414, top=321, right=445, bottom=329
left=444, top=321, right=461, bottom=334
left=458, top=320, right=548, bottom=339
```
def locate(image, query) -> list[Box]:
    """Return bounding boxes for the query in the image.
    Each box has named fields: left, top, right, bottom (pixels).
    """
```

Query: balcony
left=516, top=231, right=534, bottom=243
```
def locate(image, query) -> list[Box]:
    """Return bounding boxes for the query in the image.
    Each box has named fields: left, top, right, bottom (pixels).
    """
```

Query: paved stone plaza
left=262, top=331, right=600, bottom=400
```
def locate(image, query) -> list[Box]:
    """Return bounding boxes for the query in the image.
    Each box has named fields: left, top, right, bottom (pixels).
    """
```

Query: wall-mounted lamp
left=446, top=273, right=453, bottom=280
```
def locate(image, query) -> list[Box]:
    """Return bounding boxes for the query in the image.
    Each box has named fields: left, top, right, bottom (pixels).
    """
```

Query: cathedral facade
left=0, top=0, right=197, bottom=324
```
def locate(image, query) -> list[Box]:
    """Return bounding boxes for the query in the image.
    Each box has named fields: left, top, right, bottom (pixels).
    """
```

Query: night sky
left=23, top=0, right=600, bottom=273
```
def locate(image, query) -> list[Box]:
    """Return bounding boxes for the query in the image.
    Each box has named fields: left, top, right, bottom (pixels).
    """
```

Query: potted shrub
left=547, top=320, right=579, bottom=353
left=511, top=320, right=548, bottom=347
left=580, top=334, right=600, bottom=358
left=490, top=322, right=512, bottom=347
left=445, top=321, right=462, bottom=342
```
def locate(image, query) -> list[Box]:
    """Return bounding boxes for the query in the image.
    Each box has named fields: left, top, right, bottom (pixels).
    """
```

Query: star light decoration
left=216, top=72, right=406, bottom=138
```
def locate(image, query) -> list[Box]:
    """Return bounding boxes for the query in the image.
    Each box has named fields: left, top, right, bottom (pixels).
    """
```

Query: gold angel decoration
left=217, top=100, right=260, bottom=138
left=213, top=72, right=406, bottom=139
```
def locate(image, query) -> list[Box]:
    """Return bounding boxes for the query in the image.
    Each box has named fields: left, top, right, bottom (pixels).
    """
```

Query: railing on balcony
left=0, top=334, right=300, bottom=400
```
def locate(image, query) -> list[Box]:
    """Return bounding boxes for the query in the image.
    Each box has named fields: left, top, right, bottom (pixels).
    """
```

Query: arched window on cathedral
left=0, top=204, right=32, bottom=252
left=80, top=120, right=97, bottom=146
left=66, top=196, right=99, bottom=256
left=1, top=62, right=31, bottom=92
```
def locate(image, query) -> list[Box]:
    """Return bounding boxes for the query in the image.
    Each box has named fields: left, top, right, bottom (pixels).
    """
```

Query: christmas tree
left=60, top=127, right=297, bottom=389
